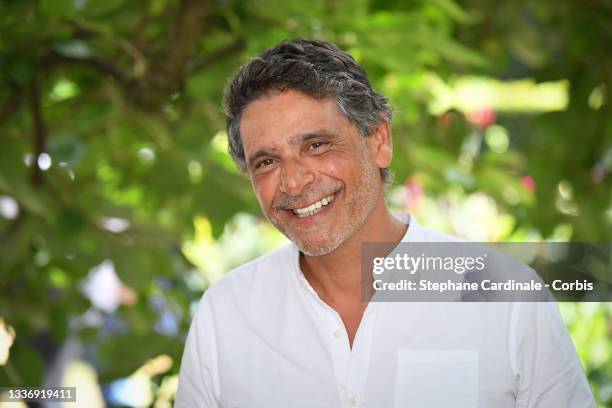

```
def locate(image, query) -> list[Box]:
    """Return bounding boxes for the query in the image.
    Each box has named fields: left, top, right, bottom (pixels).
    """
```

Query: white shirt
left=175, top=215, right=594, bottom=408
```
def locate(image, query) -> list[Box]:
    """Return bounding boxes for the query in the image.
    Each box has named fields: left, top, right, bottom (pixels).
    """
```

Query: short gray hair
left=223, top=39, right=393, bottom=185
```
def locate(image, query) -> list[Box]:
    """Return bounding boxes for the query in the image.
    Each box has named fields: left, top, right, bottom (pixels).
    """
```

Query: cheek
left=320, top=161, right=341, bottom=179
left=315, top=150, right=362, bottom=182
left=252, top=177, right=277, bottom=208
left=312, top=150, right=353, bottom=177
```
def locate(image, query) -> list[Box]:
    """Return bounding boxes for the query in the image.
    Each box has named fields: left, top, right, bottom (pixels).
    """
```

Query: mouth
left=286, top=190, right=339, bottom=218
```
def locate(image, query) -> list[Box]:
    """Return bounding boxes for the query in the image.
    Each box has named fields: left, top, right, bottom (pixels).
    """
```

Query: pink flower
left=467, top=107, right=496, bottom=129
left=404, top=175, right=424, bottom=210
left=522, top=175, right=536, bottom=194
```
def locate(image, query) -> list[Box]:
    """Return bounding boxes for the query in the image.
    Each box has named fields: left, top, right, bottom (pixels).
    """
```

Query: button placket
left=294, top=249, right=373, bottom=408
left=343, top=302, right=379, bottom=408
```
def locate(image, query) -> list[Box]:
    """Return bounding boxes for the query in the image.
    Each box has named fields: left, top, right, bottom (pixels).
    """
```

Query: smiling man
left=175, top=40, right=594, bottom=407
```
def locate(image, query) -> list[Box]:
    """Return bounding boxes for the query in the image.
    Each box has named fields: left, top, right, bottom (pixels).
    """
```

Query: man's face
left=239, top=89, right=385, bottom=256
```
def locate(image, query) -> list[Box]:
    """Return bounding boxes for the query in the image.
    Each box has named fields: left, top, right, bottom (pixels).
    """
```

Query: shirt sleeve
left=175, top=293, right=221, bottom=408
left=510, top=301, right=595, bottom=408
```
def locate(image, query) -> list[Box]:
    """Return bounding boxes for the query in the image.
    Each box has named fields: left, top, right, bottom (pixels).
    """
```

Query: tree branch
left=130, top=0, right=212, bottom=110
left=28, top=74, right=47, bottom=186
left=42, top=0, right=216, bottom=113
left=162, top=0, right=213, bottom=85
left=0, top=84, right=22, bottom=127
left=68, top=20, right=146, bottom=77
left=0, top=76, right=48, bottom=244
left=187, top=37, right=245, bottom=74
left=43, top=51, right=128, bottom=86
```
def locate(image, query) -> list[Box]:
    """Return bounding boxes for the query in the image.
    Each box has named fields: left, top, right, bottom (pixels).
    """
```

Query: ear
left=367, top=121, right=393, bottom=169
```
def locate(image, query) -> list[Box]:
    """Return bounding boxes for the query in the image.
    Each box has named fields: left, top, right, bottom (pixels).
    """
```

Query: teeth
left=292, top=194, right=335, bottom=217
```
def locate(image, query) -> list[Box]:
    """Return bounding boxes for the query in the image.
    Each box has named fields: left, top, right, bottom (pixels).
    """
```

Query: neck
left=299, top=197, right=408, bottom=304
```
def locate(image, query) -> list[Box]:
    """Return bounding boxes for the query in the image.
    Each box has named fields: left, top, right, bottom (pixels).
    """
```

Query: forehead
left=239, top=90, right=353, bottom=153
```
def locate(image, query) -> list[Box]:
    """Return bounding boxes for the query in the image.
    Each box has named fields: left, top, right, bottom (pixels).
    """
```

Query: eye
left=256, top=158, right=275, bottom=169
left=309, top=141, right=328, bottom=150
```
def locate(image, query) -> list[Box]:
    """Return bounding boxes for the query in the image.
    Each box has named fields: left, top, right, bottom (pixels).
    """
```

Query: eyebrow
left=246, top=129, right=337, bottom=169
left=287, top=129, right=336, bottom=146
left=247, top=149, right=277, bottom=169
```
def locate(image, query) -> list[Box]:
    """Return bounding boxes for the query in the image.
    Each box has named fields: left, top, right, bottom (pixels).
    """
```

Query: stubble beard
left=265, top=147, right=381, bottom=257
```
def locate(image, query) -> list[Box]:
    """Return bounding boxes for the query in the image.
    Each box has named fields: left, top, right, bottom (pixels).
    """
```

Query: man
left=175, top=39, right=594, bottom=407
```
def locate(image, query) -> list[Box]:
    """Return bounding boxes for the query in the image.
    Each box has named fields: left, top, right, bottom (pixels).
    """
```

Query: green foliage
left=0, top=0, right=610, bottom=405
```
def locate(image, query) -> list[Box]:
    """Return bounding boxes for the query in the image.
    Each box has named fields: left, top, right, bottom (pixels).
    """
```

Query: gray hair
left=223, top=39, right=393, bottom=186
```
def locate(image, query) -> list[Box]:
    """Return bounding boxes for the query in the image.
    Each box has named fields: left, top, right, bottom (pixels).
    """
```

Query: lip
left=282, top=189, right=341, bottom=224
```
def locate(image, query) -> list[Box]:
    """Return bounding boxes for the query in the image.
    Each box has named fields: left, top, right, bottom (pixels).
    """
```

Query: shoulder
left=197, top=243, right=297, bottom=309
left=402, top=214, right=467, bottom=243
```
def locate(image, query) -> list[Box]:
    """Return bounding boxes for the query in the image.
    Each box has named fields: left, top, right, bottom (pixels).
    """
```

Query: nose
left=279, top=159, right=315, bottom=196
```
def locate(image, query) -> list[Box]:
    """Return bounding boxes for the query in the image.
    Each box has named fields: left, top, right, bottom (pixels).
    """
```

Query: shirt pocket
left=394, top=349, right=479, bottom=408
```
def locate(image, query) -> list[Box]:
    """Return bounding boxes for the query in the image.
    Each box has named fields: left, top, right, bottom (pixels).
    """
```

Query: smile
left=291, top=193, right=336, bottom=218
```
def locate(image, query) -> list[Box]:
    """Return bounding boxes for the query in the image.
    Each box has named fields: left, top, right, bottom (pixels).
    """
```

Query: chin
left=299, top=245, right=335, bottom=257
left=295, top=235, right=345, bottom=257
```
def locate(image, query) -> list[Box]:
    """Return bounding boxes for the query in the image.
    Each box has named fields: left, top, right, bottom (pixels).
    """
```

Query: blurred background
left=0, top=0, right=611, bottom=406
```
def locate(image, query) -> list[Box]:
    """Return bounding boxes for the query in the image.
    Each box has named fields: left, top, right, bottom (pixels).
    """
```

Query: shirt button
left=333, top=329, right=343, bottom=338
left=346, top=396, right=358, bottom=407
